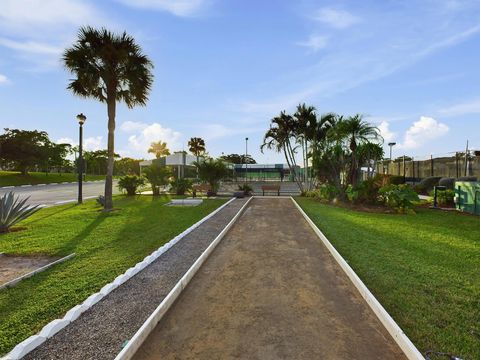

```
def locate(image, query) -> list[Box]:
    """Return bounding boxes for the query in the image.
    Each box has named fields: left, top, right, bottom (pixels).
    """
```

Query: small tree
left=118, top=175, right=145, bottom=196
left=143, top=164, right=171, bottom=195
left=195, top=158, right=230, bottom=193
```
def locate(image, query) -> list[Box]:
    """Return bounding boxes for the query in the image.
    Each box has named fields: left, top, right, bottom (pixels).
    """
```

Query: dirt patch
left=133, top=198, right=407, bottom=360
left=0, top=254, right=60, bottom=287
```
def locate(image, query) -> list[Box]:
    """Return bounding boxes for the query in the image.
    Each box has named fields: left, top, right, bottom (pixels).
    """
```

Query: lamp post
left=77, top=113, right=86, bottom=204
left=245, top=137, right=249, bottom=184
left=387, top=142, right=396, bottom=175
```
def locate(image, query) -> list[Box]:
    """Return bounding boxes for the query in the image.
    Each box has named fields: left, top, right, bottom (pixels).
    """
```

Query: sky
left=0, top=0, right=479, bottom=163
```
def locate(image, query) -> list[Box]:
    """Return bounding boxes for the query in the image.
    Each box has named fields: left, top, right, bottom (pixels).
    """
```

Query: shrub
left=170, top=178, right=193, bottom=195
left=0, top=192, right=40, bottom=233
left=316, top=183, right=339, bottom=201
left=438, top=177, right=455, bottom=190
left=238, top=184, right=253, bottom=195
left=429, top=188, right=455, bottom=206
left=118, top=175, right=145, bottom=196
left=353, top=178, right=381, bottom=204
left=379, top=184, right=419, bottom=213
left=414, top=176, right=442, bottom=194
left=389, top=175, right=405, bottom=185
left=143, top=164, right=172, bottom=195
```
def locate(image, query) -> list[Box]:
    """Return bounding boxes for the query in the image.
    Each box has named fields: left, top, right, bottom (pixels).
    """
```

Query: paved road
left=134, top=198, right=406, bottom=360
left=0, top=181, right=119, bottom=207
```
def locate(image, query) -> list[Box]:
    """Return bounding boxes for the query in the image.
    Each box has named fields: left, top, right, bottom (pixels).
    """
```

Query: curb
left=0, top=254, right=76, bottom=291
left=0, top=197, right=236, bottom=360
left=114, top=196, right=252, bottom=360
left=291, top=197, right=425, bottom=360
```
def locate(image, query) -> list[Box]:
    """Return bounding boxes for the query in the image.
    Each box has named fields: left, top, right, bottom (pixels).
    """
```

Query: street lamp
left=76, top=113, right=86, bottom=204
left=245, top=137, right=249, bottom=184
left=388, top=142, right=396, bottom=162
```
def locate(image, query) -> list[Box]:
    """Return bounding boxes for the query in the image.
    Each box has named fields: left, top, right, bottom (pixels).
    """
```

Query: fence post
left=412, top=158, right=415, bottom=184
left=403, top=155, right=406, bottom=182
left=430, top=155, right=434, bottom=177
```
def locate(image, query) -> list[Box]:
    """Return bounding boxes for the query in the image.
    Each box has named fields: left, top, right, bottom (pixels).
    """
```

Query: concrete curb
left=114, top=197, right=252, bottom=360
left=291, top=197, right=425, bottom=360
left=0, top=197, right=236, bottom=360
left=0, top=253, right=76, bottom=291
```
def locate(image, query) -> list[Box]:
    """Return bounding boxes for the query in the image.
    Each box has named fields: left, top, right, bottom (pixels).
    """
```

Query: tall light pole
left=245, top=137, right=248, bottom=184
left=77, top=113, right=86, bottom=204
left=388, top=142, right=396, bottom=162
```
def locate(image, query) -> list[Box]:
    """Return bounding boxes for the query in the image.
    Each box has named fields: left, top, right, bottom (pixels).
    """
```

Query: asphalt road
left=0, top=181, right=119, bottom=207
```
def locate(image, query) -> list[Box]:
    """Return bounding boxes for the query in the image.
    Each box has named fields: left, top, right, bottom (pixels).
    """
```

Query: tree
left=294, top=103, right=317, bottom=190
left=188, top=137, right=206, bottom=163
left=220, top=153, right=256, bottom=164
left=148, top=141, right=170, bottom=159
left=0, top=128, right=52, bottom=175
left=357, top=142, right=384, bottom=178
left=64, top=27, right=154, bottom=211
left=336, top=114, right=381, bottom=185
left=143, top=164, right=171, bottom=195
left=194, top=158, right=230, bottom=193
left=114, top=157, right=141, bottom=175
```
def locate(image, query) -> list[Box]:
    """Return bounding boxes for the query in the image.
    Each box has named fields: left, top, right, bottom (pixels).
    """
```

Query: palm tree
left=63, top=27, right=153, bottom=211
left=148, top=141, right=170, bottom=159
left=337, top=114, right=381, bottom=185
left=293, top=103, right=317, bottom=190
left=188, top=137, right=206, bottom=163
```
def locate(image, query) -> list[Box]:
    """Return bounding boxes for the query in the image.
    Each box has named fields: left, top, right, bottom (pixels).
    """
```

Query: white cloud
left=0, top=74, right=9, bottom=84
left=0, top=37, right=63, bottom=55
left=399, top=116, right=449, bottom=149
left=297, top=35, right=328, bottom=52
left=84, top=136, right=104, bottom=151
left=115, top=0, right=209, bottom=17
left=313, top=8, right=361, bottom=29
left=120, top=121, right=182, bottom=158
left=437, top=97, right=480, bottom=117
left=57, top=137, right=75, bottom=145
left=377, top=121, right=396, bottom=144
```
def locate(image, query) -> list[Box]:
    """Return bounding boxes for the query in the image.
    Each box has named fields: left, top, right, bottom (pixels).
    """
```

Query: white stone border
left=0, top=253, right=76, bottom=291
left=1, top=197, right=236, bottom=360
left=291, top=197, right=425, bottom=360
left=114, top=196, right=252, bottom=360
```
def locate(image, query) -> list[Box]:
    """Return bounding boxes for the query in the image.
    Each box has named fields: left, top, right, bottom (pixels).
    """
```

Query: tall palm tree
left=294, top=103, right=317, bottom=189
left=188, top=137, right=206, bottom=163
left=148, top=141, right=170, bottom=159
left=337, top=114, right=381, bottom=185
left=63, top=27, right=153, bottom=211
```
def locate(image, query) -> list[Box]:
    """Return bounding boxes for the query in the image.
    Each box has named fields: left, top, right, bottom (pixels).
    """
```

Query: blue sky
left=0, top=0, right=479, bottom=163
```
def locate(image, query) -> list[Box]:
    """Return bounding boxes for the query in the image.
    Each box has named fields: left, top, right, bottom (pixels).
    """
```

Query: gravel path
left=134, top=198, right=406, bottom=360
left=24, top=198, right=247, bottom=360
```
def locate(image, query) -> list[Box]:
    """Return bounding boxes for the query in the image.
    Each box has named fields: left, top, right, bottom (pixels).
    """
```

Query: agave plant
left=0, top=192, right=40, bottom=233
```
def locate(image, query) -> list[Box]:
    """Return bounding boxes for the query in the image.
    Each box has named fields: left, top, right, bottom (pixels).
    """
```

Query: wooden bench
left=192, top=184, right=212, bottom=197
left=261, top=185, right=280, bottom=196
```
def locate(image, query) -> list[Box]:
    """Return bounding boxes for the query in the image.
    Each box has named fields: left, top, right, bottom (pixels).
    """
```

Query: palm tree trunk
left=104, top=97, right=116, bottom=211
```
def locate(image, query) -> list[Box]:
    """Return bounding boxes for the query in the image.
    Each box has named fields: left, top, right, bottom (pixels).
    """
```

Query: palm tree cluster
left=262, top=104, right=383, bottom=196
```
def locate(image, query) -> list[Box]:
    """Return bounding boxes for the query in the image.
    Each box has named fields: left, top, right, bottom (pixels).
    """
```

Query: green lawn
left=0, top=195, right=226, bottom=355
left=296, top=198, right=479, bottom=359
left=0, top=171, right=106, bottom=187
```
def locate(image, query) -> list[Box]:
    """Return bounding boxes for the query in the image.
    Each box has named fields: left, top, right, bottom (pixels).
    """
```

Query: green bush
left=389, top=175, right=405, bottom=185
left=170, top=178, right=193, bottom=195
left=429, top=188, right=455, bottom=206
left=353, top=178, right=381, bottom=204
left=118, top=175, right=145, bottom=196
left=238, top=184, right=253, bottom=195
left=457, top=176, right=477, bottom=182
left=316, top=183, right=340, bottom=201
left=414, top=176, right=442, bottom=194
left=379, top=184, right=419, bottom=213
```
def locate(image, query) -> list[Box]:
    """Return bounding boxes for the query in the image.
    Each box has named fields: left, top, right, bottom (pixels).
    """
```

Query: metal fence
left=376, top=150, right=480, bottom=181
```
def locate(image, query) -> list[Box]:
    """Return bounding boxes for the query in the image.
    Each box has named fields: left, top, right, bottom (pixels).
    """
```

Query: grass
left=0, top=195, right=226, bottom=355
left=296, top=198, right=479, bottom=359
left=0, top=171, right=106, bottom=187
